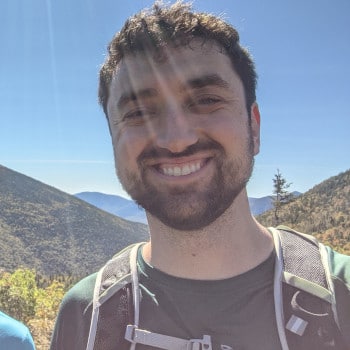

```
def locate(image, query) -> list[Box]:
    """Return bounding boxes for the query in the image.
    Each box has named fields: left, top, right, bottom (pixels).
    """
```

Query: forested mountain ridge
left=258, top=169, right=350, bottom=254
left=0, top=165, right=149, bottom=276
left=1, top=163, right=349, bottom=276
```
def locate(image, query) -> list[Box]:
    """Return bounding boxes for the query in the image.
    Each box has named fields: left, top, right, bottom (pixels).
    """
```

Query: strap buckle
left=188, top=335, right=212, bottom=350
left=125, top=325, right=212, bottom=350
left=125, top=325, right=137, bottom=343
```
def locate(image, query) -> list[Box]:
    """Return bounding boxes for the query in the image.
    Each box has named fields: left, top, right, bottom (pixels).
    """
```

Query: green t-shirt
left=137, top=248, right=281, bottom=350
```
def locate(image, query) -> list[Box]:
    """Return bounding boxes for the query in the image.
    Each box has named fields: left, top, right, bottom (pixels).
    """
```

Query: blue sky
left=1, top=0, right=349, bottom=199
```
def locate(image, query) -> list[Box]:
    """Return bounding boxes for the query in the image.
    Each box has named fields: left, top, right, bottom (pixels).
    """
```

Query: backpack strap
left=88, top=228, right=346, bottom=350
left=86, top=243, right=143, bottom=350
left=270, top=226, right=346, bottom=350
left=87, top=242, right=213, bottom=350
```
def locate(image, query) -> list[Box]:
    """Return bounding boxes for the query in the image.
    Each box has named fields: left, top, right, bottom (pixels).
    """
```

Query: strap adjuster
left=188, top=335, right=212, bottom=350
left=125, top=324, right=212, bottom=350
left=125, top=325, right=137, bottom=343
left=286, top=314, right=308, bottom=336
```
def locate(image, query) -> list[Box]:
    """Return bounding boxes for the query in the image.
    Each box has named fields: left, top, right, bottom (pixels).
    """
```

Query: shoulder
left=326, top=246, right=350, bottom=287
left=62, top=272, right=98, bottom=307
left=51, top=244, right=137, bottom=350
left=324, top=246, right=350, bottom=344
left=0, top=311, right=35, bottom=350
left=325, top=246, right=350, bottom=298
left=50, top=273, right=98, bottom=350
left=55, top=272, right=98, bottom=326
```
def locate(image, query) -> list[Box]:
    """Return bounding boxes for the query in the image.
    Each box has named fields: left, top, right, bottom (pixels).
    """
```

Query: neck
left=142, top=190, right=274, bottom=280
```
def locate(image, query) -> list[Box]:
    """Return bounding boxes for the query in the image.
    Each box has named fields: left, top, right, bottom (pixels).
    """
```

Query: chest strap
left=125, top=325, right=212, bottom=350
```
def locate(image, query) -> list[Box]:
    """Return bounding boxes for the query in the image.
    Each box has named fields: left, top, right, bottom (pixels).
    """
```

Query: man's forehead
left=110, top=40, right=231, bottom=95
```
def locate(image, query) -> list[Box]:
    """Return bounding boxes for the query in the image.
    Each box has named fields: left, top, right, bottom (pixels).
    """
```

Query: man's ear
left=250, top=102, right=261, bottom=155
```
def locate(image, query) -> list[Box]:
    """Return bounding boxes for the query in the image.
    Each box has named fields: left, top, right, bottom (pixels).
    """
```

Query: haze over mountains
left=75, top=192, right=148, bottom=224
left=74, top=191, right=289, bottom=223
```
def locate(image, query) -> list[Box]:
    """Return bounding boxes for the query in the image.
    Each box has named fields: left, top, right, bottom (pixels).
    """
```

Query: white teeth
left=181, top=165, right=191, bottom=175
left=160, top=161, right=202, bottom=176
left=174, top=167, right=181, bottom=176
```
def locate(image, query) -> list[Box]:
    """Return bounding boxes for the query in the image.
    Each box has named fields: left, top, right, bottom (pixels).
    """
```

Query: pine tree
left=273, top=169, right=293, bottom=224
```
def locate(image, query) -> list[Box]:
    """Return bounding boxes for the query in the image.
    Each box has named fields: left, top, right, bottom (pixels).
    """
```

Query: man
left=51, top=2, right=350, bottom=349
left=0, top=311, right=35, bottom=350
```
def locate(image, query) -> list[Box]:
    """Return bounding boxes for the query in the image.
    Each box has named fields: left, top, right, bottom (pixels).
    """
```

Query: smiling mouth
left=155, top=159, right=209, bottom=177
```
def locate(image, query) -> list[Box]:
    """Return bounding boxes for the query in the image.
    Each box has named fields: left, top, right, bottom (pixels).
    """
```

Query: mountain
left=75, top=192, right=147, bottom=224
left=248, top=191, right=301, bottom=216
left=2, top=162, right=347, bottom=275
left=248, top=196, right=274, bottom=216
left=257, top=169, right=350, bottom=254
left=0, top=165, right=149, bottom=276
left=75, top=192, right=284, bottom=220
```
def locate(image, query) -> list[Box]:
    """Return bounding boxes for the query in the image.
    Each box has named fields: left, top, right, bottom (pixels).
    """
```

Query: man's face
left=106, top=40, right=260, bottom=230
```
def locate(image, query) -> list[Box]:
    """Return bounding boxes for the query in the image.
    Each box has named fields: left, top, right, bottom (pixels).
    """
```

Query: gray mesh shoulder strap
left=269, top=226, right=341, bottom=350
left=86, top=243, right=143, bottom=350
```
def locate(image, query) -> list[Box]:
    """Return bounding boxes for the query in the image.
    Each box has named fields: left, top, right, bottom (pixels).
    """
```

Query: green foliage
left=0, top=268, right=37, bottom=322
left=28, top=280, right=66, bottom=350
left=0, top=268, right=72, bottom=350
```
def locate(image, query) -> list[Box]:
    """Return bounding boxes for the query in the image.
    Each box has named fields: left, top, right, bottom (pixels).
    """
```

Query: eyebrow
left=186, top=74, right=230, bottom=90
left=116, top=74, right=229, bottom=109
left=117, top=88, right=158, bottom=109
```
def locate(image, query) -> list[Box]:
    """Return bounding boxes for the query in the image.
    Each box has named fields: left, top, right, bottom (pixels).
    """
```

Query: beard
left=117, top=134, right=255, bottom=231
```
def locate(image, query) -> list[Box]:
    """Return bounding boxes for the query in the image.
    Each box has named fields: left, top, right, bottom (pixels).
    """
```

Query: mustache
left=137, top=140, right=224, bottom=162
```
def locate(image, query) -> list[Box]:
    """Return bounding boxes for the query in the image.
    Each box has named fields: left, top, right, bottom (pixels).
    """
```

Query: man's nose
left=154, top=107, right=199, bottom=153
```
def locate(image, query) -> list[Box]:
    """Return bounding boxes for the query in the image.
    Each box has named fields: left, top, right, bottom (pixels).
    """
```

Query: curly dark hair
left=99, top=1, right=257, bottom=117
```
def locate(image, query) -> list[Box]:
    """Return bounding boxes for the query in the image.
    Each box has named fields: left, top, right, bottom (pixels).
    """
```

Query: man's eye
left=123, top=108, right=155, bottom=121
left=188, top=95, right=223, bottom=113
left=196, top=96, right=221, bottom=105
left=124, top=110, right=146, bottom=119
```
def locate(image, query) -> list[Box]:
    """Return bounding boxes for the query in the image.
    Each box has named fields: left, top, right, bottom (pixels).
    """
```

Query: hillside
left=0, top=165, right=149, bottom=276
left=257, top=169, right=350, bottom=254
